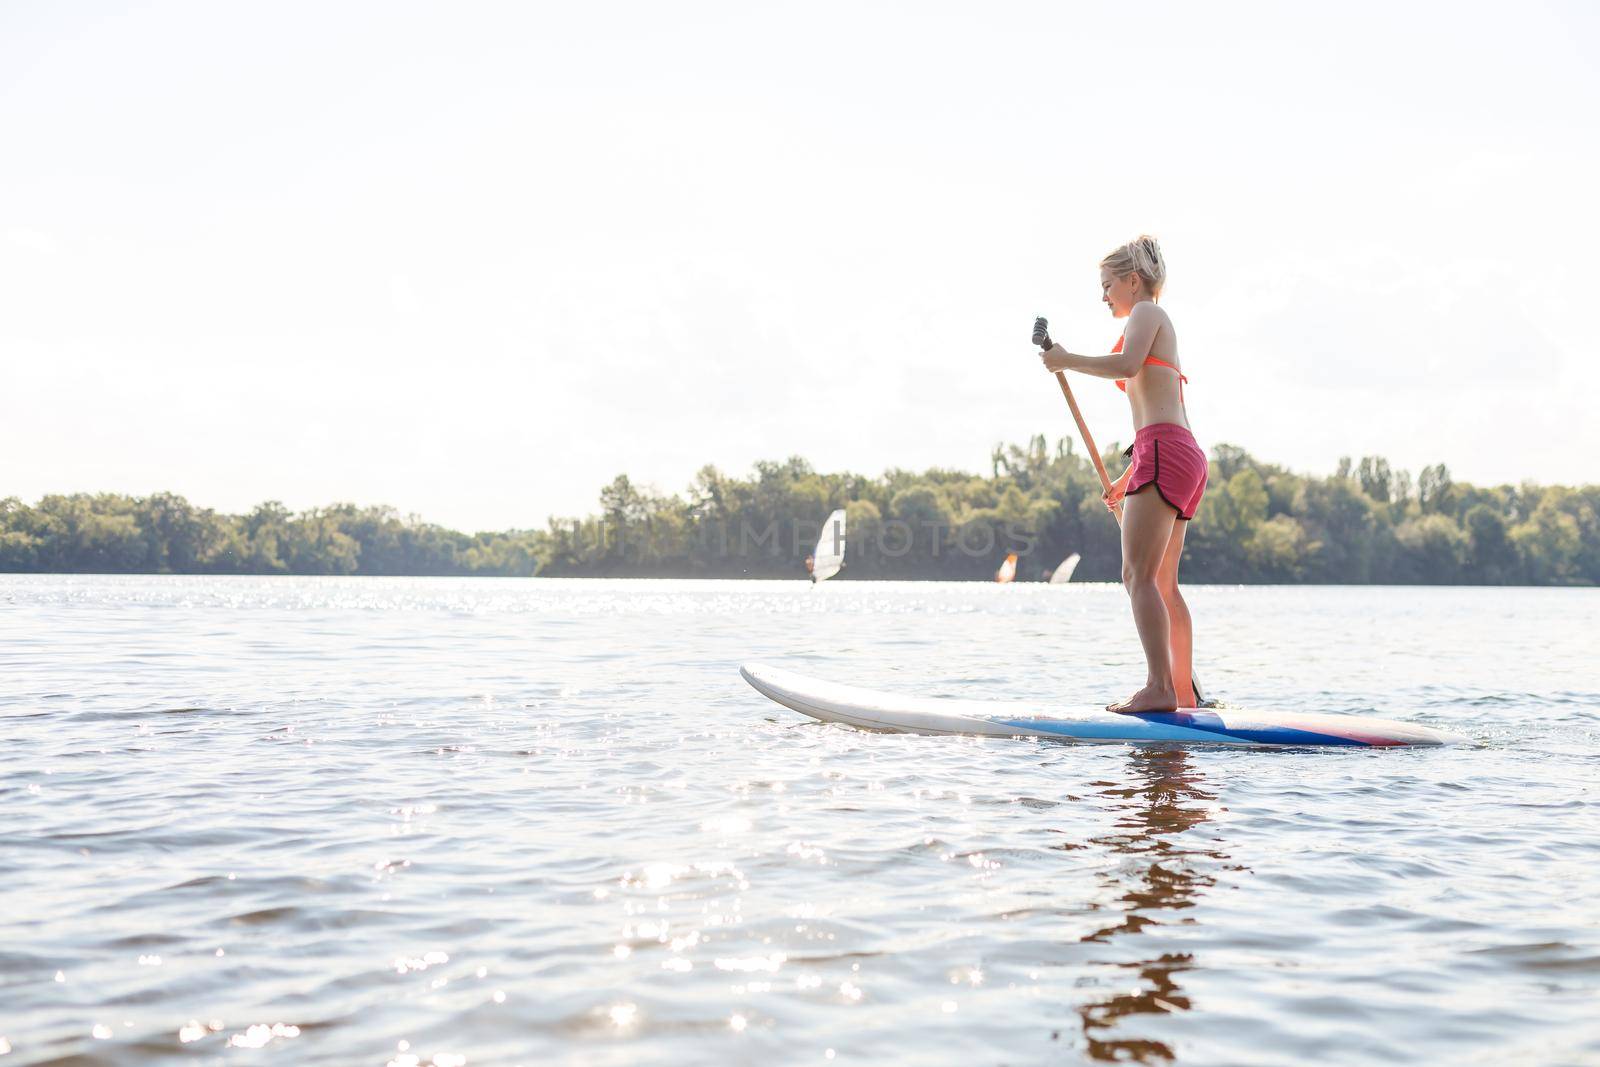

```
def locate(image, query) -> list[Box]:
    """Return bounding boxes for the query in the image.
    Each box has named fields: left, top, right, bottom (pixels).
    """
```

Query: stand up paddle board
left=740, top=663, right=1465, bottom=748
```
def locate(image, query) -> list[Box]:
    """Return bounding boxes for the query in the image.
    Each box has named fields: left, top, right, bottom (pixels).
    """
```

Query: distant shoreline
left=2, top=572, right=1588, bottom=590
left=5, top=438, right=1596, bottom=586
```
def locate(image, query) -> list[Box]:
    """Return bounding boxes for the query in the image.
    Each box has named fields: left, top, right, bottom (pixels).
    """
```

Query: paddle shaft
left=1054, top=371, right=1123, bottom=522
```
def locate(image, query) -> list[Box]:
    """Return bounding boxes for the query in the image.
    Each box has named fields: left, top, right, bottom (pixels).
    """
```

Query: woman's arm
left=1040, top=346, right=1140, bottom=378
left=1038, top=302, right=1162, bottom=378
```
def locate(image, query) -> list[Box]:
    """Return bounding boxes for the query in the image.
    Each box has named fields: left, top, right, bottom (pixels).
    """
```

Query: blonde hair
left=1100, top=235, right=1166, bottom=298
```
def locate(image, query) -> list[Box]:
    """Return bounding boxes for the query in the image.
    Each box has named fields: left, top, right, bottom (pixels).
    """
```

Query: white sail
left=1048, top=553, right=1081, bottom=584
left=811, top=508, right=846, bottom=582
left=995, top=552, right=1017, bottom=584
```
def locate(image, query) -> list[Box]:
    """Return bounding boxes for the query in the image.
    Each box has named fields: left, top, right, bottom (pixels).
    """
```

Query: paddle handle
left=1054, top=371, right=1122, bottom=522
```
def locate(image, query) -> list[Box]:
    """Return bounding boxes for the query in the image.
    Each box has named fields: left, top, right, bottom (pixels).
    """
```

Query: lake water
left=2, top=576, right=1597, bottom=1066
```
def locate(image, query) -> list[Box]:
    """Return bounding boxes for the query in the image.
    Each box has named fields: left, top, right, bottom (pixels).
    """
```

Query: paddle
left=1053, top=371, right=1123, bottom=523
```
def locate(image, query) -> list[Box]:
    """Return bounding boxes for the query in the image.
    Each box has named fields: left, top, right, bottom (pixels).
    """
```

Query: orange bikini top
left=1112, top=336, right=1188, bottom=396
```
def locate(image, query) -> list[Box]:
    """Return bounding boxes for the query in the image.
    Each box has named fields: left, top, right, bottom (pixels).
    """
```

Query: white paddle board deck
left=741, top=663, right=1465, bottom=748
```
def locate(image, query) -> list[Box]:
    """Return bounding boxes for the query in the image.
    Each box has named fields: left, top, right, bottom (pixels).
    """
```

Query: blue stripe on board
left=991, top=718, right=1249, bottom=744
left=991, top=712, right=1372, bottom=747
left=1135, top=710, right=1372, bottom=747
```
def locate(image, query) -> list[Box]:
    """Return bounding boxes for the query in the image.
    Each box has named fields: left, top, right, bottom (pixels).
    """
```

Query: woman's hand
left=1102, top=482, right=1127, bottom=512
left=1039, top=346, right=1070, bottom=373
left=1103, top=470, right=1131, bottom=512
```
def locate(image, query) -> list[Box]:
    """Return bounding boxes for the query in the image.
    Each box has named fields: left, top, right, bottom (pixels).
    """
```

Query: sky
left=2, top=1, right=1596, bottom=532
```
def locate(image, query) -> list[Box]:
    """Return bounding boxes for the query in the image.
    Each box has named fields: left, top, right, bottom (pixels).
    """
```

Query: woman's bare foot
left=1107, top=683, right=1179, bottom=714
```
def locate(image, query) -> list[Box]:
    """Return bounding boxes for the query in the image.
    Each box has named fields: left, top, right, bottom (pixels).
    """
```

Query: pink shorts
left=1124, top=423, right=1208, bottom=520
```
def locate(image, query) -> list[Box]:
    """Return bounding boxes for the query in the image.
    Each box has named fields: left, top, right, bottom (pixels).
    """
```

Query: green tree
left=1512, top=490, right=1584, bottom=584
left=1464, top=504, right=1517, bottom=583
left=1245, top=515, right=1309, bottom=581
left=1292, top=478, right=1376, bottom=582
left=1357, top=456, right=1393, bottom=503
left=1188, top=468, right=1268, bottom=580
left=1393, top=514, right=1469, bottom=583
left=1418, top=463, right=1456, bottom=514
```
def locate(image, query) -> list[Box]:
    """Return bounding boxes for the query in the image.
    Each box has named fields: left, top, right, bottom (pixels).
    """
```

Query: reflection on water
left=1079, top=748, right=1229, bottom=1062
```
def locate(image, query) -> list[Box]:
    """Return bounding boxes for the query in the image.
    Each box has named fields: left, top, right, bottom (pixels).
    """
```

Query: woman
left=1038, top=236, right=1207, bottom=712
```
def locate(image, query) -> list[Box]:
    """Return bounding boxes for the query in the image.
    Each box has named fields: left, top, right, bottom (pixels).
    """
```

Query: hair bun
left=1101, top=235, right=1167, bottom=296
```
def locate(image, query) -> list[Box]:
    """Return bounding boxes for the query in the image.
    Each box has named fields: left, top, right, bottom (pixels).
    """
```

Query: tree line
left=0, top=496, right=540, bottom=576
left=2, top=439, right=1595, bottom=583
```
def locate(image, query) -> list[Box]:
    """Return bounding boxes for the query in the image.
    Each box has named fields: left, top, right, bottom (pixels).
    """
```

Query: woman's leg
left=1108, top=491, right=1181, bottom=713
left=1157, top=519, right=1194, bottom=707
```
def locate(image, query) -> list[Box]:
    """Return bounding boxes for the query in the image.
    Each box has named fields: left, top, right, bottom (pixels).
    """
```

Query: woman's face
left=1100, top=268, right=1142, bottom=318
